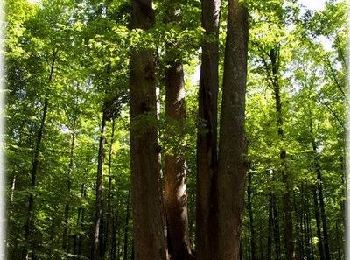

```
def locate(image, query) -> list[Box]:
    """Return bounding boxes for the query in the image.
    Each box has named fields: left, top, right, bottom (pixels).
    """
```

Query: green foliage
left=5, top=0, right=346, bottom=259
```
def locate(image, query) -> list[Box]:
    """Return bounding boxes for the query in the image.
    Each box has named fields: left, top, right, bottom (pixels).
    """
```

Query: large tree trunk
left=217, top=0, right=249, bottom=259
left=91, top=113, right=107, bottom=260
left=196, top=0, right=220, bottom=256
left=129, top=0, right=167, bottom=257
left=163, top=2, right=192, bottom=259
left=164, top=61, right=193, bottom=260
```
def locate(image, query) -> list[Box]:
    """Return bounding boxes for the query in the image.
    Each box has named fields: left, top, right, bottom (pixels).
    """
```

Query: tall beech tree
left=129, top=0, right=168, bottom=259
left=217, top=0, right=249, bottom=259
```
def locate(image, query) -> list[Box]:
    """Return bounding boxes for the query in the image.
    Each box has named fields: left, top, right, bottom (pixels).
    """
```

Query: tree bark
left=163, top=2, right=192, bottom=259
left=196, top=0, right=220, bottom=256
left=164, top=61, right=193, bottom=260
left=217, top=0, right=249, bottom=259
left=129, top=0, right=168, bottom=258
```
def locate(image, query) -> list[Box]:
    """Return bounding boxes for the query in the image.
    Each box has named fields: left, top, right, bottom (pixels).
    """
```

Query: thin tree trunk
left=313, top=187, right=325, bottom=260
left=305, top=193, right=313, bottom=260
left=74, top=183, right=86, bottom=257
left=268, top=47, right=295, bottom=260
left=107, top=119, right=116, bottom=259
left=91, top=114, right=107, bottom=260
left=129, top=0, right=168, bottom=258
left=23, top=49, right=56, bottom=258
left=23, top=98, right=48, bottom=260
left=272, top=194, right=281, bottom=260
left=311, top=140, right=331, bottom=260
left=110, top=214, right=118, bottom=260
left=63, top=130, right=75, bottom=254
left=217, top=0, right=249, bottom=259
left=196, top=0, right=220, bottom=258
left=267, top=197, right=273, bottom=260
left=123, top=192, right=131, bottom=260
left=247, top=171, right=256, bottom=260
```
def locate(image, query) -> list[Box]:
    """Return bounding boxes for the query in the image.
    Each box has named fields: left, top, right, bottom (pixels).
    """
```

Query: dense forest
left=5, top=0, right=347, bottom=259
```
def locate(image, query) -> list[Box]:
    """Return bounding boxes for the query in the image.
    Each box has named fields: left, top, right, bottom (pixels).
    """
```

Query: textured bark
left=91, top=114, right=107, bottom=260
left=163, top=1, right=192, bottom=258
left=164, top=62, right=193, bottom=260
left=130, top=1, right=167, bottom=257
left=217, top=0, right=249, bottom=259
left=196, top=0, right=220, bottom=257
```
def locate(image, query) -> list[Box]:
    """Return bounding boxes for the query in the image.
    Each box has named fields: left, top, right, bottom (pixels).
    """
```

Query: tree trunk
left=217, top=0, right=249, bottom=259
left=63, top=130, right=75, bottom=254
left=313, top=186, right=325, bottom=260
left=196, top=0, right=220, bottom=256
left=267, top=196, right=273, bottom=260
left=247, top=171, right=256, bottom=260
left=311, top=140, right=331, bottom=260
left=22, top=97, right=48, bottom=260
left=91, top=114, right=107, bottom=260
left=22, top=49, right=56, bottom=258
left=272, top=194, right=281, bottom=260
left=163, top=2, right=192, bottom=258
left=269, top=47, right=295, bottom=260
left=164, top=61, right=193, bottom=260
left=107, top=119, right=117, bottom=259
left=129, top=0, right=168, bottom=258
left=123, top=192, right=131, bottom=260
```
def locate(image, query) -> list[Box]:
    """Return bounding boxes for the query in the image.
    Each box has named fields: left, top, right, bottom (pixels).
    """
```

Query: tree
left=196, top=0, right=220, bottom=257
left=163, top=1, right=193, bottom=257
left=129, top=0, right=168, bottom=258
left=217, top=0, right=249, bottom=258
